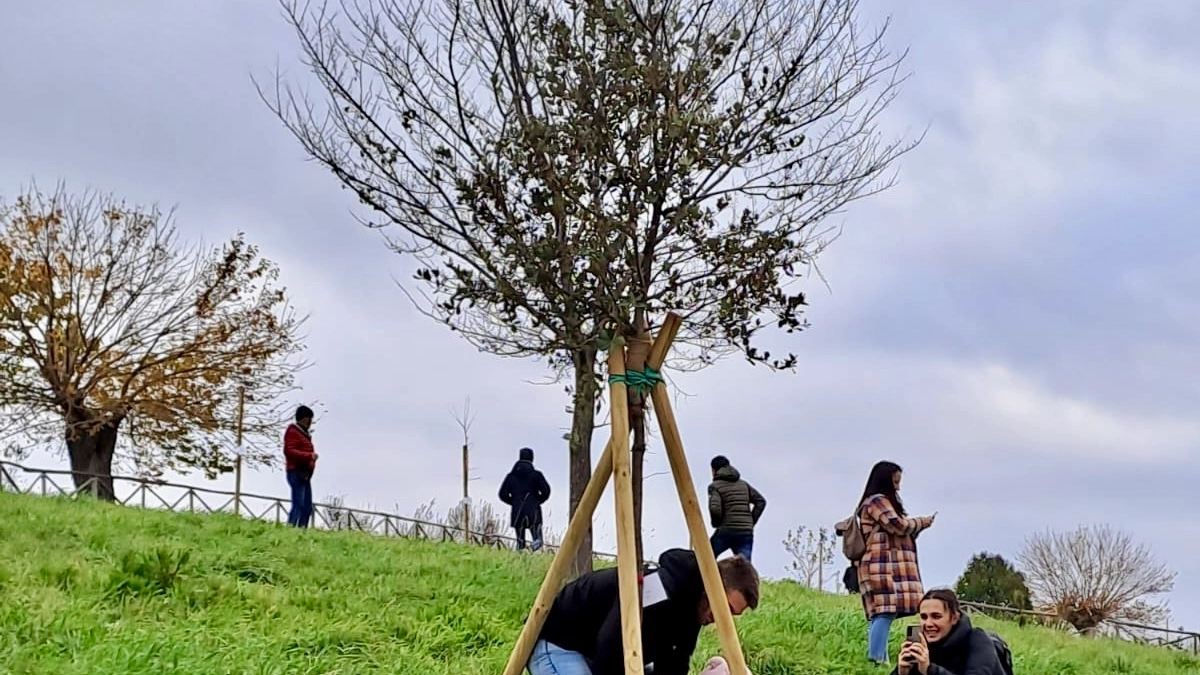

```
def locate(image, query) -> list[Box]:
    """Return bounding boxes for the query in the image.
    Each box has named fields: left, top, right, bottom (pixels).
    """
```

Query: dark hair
left=860, top=460, right=906, bottom=516
left=711, top=455, right=730, bottom=471
left=519, top=447, right=534, bottom=462
left=717, top=555, right=760, bottom=609
left=921, top=588, right=962, bottom=618
left=295, top=405, right=314, bottom=422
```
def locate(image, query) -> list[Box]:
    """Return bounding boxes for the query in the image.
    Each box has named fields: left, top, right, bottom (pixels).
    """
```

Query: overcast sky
left=3, top=0, right=1198, bottom=632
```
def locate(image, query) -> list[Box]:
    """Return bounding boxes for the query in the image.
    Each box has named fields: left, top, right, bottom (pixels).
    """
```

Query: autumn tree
left=1018, top=524, right=1175, bottom=634
left=783, top=525, right=836, bottom=590
left=955, top=551, right=1032, bottom=612
left=263, top=0, right=914, bottom=574
left=0, top=184, right=306, bottom=500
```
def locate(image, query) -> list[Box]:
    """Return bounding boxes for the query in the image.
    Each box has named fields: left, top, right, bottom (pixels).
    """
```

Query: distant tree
left=1018, top=524, right=1175, bottom=634
left=783, top=525, right=836, bottom=590
left=954, top=551, right=1033, bottom=611
left=0, top=184, right=307, bottom=500
left=264, top=0, right=916, bottom=575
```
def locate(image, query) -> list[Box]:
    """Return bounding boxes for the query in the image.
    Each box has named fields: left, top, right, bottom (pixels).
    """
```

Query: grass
left=0, top=492, right=1195, bottom=674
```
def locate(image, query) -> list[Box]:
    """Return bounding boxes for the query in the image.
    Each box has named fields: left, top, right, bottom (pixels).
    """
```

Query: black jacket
left=707, top=465, right=766, bottom=534
left=890, top=615, right=1006, bottom=675
left=498, top=460, right=551, bottom=528
left=539, top=549, right=707, bottom=675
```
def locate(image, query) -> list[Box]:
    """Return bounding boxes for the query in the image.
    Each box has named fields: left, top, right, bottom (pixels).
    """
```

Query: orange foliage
left=0, top=184, right=308, bottom=477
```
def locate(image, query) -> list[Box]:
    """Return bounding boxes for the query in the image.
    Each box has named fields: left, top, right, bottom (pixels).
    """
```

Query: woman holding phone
left=893, top=589, right=1008, bottom=675
left=855, top=460, right=937, bottom=664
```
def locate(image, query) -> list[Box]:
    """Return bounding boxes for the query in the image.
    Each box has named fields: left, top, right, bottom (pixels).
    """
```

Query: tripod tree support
left=500, top=313, right=748, bottom=675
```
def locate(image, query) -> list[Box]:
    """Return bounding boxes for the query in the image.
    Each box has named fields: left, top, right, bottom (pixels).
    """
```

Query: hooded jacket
left=498, top=459, right=551, bottom=529
left=538, top=549, right=708, bottom=675
left=282, top=423, right=315, bottom=477
left=707, top=465, right=766, bottom=534
left=890, top=614, right=1007, bottom=675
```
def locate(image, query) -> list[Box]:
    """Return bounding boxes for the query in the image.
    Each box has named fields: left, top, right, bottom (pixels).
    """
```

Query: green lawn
left=0, top=492, right=1194, bottom=674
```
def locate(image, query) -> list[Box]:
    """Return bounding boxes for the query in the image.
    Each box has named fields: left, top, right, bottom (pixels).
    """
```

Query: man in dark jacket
left=498, top=447, right=551, bottom=551
left=707, top=455, right=767, bottom=562
left=529, top=548, right=760, bottom=675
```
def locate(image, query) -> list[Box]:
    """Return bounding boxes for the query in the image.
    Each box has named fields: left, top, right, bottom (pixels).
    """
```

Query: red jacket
left=283, top=423, right=316, bottom=473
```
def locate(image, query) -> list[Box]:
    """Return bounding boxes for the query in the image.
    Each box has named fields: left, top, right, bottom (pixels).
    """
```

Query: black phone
left=903, top=625, right=921, bottom=664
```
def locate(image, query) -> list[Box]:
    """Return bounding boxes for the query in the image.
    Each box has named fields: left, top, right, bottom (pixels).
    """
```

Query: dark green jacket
left=707, top=465, right=766, bottom=534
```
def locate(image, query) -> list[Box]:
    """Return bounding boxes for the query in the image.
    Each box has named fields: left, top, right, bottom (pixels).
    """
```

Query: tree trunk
left=624, top=319, right=651, bottom=570
left=66, top=418, right=120, bottom=502
left=568, top=348, right=598, bottom=579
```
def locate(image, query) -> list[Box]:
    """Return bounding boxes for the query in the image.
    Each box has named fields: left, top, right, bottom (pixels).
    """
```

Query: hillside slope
left=0, top=492, right=1194, bottom=674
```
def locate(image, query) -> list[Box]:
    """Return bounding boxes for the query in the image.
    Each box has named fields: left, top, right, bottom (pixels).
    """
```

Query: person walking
left=855, top=460, right=937, bottom=666
left=706, top=455, right=767, bottom=562
left=283, top=405, right=317, bottom=528
left=498, top=447, right=551, bottom=551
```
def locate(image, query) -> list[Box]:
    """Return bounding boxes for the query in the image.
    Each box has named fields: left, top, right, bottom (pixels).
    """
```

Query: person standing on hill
left=855, top=460, right=937, bottom=666
left=498, top=447, right=551, bottom=551
left=283, top=405, right=317, bottom=529
left=707, top=455, right=767, bottom=562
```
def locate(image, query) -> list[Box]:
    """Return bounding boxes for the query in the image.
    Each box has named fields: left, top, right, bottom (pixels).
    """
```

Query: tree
left=783, top=525, right=835, bottom=590
left=1018, top=524, right=1176, bottom=634
left=954, top=551, right=1032, bottom=612
left=0, top=184, right=306, bottom=500
left=263, top=0, right=915, bottom=574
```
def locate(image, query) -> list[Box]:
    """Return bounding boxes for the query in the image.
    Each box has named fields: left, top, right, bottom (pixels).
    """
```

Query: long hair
left=859, top=460, right=906, bottom=516
left=921, top=588, right=962, bottom=619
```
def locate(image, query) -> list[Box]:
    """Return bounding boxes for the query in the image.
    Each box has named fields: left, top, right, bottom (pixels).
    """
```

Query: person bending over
left=529, top=549, right=760, bottom=675
left=894, top=589, right=1008, bottom=675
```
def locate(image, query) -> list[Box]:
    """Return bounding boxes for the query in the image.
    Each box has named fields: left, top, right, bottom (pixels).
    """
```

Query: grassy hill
left=0, top=492, right=1194, bottom=674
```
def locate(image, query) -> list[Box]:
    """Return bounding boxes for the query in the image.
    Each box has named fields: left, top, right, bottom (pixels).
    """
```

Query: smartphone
left=903, top=625, right=921, bottom=664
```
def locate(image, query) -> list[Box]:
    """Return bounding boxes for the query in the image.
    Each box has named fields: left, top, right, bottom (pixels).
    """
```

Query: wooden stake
left=462, top=442, right=471, bottom=541
left=608, top=340, right=643, bottom=675
left=234, top=386, right=245, bottom=517
left=501, top=325, right=679, bottom=675
left=649, top=315, right=750, bottom=675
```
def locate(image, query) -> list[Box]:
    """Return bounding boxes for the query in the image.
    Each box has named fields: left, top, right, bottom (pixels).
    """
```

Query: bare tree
left=0, top=184, right=307, bottom=500
left=783, top=524, right=835, bottom=589
left=261, top=0, right=916, bottom=573
left=1018, top=524, right=1176, bottom=634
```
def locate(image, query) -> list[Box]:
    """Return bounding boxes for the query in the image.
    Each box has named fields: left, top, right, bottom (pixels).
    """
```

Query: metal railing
left=0, top=460, right=615, bottom=560
left=961, top=600, right=1200, bottom=654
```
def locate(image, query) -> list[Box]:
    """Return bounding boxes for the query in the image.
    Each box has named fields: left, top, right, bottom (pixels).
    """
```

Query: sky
left=2, top=0, right=1199, bottom=634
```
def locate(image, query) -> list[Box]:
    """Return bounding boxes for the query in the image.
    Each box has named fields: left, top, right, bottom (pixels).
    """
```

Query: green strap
left=608, top=367, right=664, bottom=393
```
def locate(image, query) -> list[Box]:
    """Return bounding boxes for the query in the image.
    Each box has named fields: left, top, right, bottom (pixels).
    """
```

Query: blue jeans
left=286, top=470, right=313, bottom=528
left=868, top=612, right=896, bottom=663
left=528, top=640, right=592, bottom=675
left=710, top=531, right=754, bottom=561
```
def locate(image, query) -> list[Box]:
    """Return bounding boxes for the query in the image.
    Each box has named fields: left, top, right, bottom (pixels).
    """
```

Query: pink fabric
left=698, top=656, right=753, bottom=675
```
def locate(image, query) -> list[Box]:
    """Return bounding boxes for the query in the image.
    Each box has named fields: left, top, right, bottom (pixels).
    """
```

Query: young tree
left=783, top=525, right=835, bottom=590
left=263, top=0, right=915, bottom=574
left=0, top=184, right=306, bottom=500
left=955, top=551, right=1033, bottom=612
left=1018, top=524, right=1175, bottom=634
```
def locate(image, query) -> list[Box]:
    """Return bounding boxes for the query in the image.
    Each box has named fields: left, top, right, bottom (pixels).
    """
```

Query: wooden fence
left=0, top=459, right=615, bottom=560
left=961, top=600, right=1200, bottom=655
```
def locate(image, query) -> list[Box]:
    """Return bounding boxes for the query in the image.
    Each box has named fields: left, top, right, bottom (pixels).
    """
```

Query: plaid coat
left=856, top=494, right=931, bottom=619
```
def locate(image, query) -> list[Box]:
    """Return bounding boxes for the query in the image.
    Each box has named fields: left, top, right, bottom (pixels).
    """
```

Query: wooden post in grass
left=234, top=385, right=245, bottom=517
left=607, top=339, right=644, bottom=675
left=649, top=318, right=749, bottom=675
left=501, top=312, right=749, bottom=675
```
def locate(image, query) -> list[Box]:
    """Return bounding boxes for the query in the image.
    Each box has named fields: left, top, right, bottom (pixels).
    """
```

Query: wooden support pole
left=501, top=325, right=679, bottom=675
left=608, top=340, right=643, bottom=675
left=649, top=313, right=750, bottom=675
left=462, top=442, right=471, bottom=541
